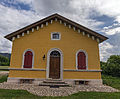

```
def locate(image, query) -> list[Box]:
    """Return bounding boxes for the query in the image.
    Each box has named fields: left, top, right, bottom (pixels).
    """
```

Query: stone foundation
left=7, top=77, right=102, bottom=85
left=64, top=79, right=102, bottom=85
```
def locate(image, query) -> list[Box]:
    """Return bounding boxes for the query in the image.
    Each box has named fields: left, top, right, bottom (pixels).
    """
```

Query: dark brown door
left=49, top=51, right=60, bottom=79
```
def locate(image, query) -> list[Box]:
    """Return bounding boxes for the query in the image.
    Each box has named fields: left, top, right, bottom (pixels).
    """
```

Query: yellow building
left=5, top=14, right=108, bottom=85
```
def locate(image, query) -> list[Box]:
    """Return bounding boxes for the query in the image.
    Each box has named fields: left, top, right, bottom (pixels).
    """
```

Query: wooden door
left=24, top=51, right=33, bottom=68
left=49, top=51, right=60, bottom=79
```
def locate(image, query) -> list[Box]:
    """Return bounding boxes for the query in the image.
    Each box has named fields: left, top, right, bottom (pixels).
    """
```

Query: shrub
left=101, top=55, right=120, bottom=77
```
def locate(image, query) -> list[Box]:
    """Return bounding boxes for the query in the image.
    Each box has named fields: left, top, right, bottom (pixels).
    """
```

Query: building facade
left=5, top=14, right=108, bottom=85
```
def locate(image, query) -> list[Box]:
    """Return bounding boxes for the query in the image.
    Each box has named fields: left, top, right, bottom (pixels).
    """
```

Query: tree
left=0, top=55, right=10, bottom=66
left=101, top=55, right=120, bottom=77
left=100, top=61, right=107, bottom=74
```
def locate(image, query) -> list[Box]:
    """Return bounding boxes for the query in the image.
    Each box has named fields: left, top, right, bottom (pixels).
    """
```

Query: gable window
left=76, top=50, right=87, bottom=70
left=51, top=32, right=61, bottom=40
left=23, top=49, right=34, bottom=68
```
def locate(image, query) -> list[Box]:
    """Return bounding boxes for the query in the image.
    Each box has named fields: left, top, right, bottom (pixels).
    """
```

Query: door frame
left=46, top=48, right=63, bottom=80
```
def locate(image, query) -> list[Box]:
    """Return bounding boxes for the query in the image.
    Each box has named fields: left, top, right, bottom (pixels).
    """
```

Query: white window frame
left=22, top=49, right=34, bottom=69
left=51, top=32, right=61, bottom=40
left=76, top=49, right=88, bottom=70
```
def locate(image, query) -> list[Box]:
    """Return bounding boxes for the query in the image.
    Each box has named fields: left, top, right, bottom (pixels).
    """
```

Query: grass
left=0, top=75, right=8, bottom=83
left=0, top=89, right=119, bottom=99
left=102, top=74, right=120, bottom=90
left=0, top=74, right=119, bottom=99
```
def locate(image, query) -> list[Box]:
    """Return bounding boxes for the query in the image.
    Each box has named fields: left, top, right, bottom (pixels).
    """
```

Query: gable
left=11, top=22, right=100, bottom=69
left=12, top=21, right=99, bottom=51
left=4, top=13, right=108, bottom=43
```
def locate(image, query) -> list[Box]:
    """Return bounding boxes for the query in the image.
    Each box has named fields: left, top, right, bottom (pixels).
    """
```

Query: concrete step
left=39, top=83, right=69, bottom=87
left=43, top=80, right=66, bottom=84
left=39, top=79, right=70, bottom=87
left=45, top=78, right=62, bottom=81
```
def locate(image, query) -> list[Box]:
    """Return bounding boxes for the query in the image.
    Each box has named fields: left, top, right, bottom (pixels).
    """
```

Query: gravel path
left=0, top=83, right=119, bottom=96
left=0, top=72, right=119, bottom=96
left=0, top=71, right=9, bottom=77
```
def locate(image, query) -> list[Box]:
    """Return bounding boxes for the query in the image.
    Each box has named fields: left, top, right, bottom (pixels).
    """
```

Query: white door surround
left=46, top=48, right=63, bottom=80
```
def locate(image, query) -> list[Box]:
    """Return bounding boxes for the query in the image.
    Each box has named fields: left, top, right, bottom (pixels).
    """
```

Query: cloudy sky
left=0, top=0, right=120, bottom=61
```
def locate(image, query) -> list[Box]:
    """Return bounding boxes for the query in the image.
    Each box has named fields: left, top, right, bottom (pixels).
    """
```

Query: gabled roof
left=4, top=13, right=108, bottom=42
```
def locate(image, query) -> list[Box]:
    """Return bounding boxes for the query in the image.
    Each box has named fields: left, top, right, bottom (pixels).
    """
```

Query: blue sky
left=0, top=0, right=120, bottom=61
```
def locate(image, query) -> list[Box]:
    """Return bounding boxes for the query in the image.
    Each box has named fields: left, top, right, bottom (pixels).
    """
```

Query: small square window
left=51, top=32, right=61, bottom=40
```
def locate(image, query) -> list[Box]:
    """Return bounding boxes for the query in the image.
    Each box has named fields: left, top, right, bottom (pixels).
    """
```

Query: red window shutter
left=24, top=51, right=33, bottom=68
left=78, top=52, right=86, bottom=69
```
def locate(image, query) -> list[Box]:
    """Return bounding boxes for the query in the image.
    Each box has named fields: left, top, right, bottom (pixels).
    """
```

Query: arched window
left=23, top=50, right=33, bottom=68
left=77, top=51, right=87, bottom=69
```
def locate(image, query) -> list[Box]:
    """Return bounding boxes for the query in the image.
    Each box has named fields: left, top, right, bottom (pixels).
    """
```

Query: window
left=23, top=50, right=33, bottom=68
left=76, top=51, right=87, bottom=70
left=51, top=32, right=61, bottom=40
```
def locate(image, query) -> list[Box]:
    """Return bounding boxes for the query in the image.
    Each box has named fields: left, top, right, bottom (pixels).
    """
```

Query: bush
left=101, top=55, right=120, bottom=77
left=0, top=55, right=10, bottom=66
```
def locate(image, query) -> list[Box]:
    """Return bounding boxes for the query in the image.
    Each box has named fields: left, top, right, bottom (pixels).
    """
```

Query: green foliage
left=0, top=75, right=8, bottom=83
left=0, top=55, right=10, bottom=66
left=0, top=89, right=119, bottom=99
left=101, top=55, right=120, bottom=77
left=102, top=74, right=120, bottom=90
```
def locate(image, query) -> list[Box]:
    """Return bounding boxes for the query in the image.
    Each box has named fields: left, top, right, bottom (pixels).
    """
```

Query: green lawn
left=102, top=74, right=120, bottom=90
left=0, top=75, right=119, bottom=99
left=0, top=89, right=119, bottom=99
left=0, top=75, right=8, bottom=83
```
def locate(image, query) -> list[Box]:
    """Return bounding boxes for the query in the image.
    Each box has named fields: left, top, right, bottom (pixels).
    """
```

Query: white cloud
left=15, top=0, right=33, bottom=5
left=0, top=35, right=12, bottom=53
left=1, top=0, right=120, bottom=61
left=0, top=4, right=42, bottom=35
left=0, top=4, right=43, bottom=53
left=99, top=42, right=113, bottom=61
left=104, top=27, right=120, bottom=35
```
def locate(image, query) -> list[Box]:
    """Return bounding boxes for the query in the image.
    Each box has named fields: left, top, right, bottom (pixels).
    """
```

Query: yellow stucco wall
left=9, top=21, right=101, bottom=79
left=9, top=70, right=101, bottom=79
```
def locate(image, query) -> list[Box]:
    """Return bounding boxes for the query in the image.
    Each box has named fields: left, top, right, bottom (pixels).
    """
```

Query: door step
left=39, top=79, right=70, bottom=88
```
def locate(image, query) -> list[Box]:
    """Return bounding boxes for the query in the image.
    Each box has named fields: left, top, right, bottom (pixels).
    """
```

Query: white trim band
left=64, top=69, right=102, bottom=72
left=9, top=68, right=46, bottom=71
